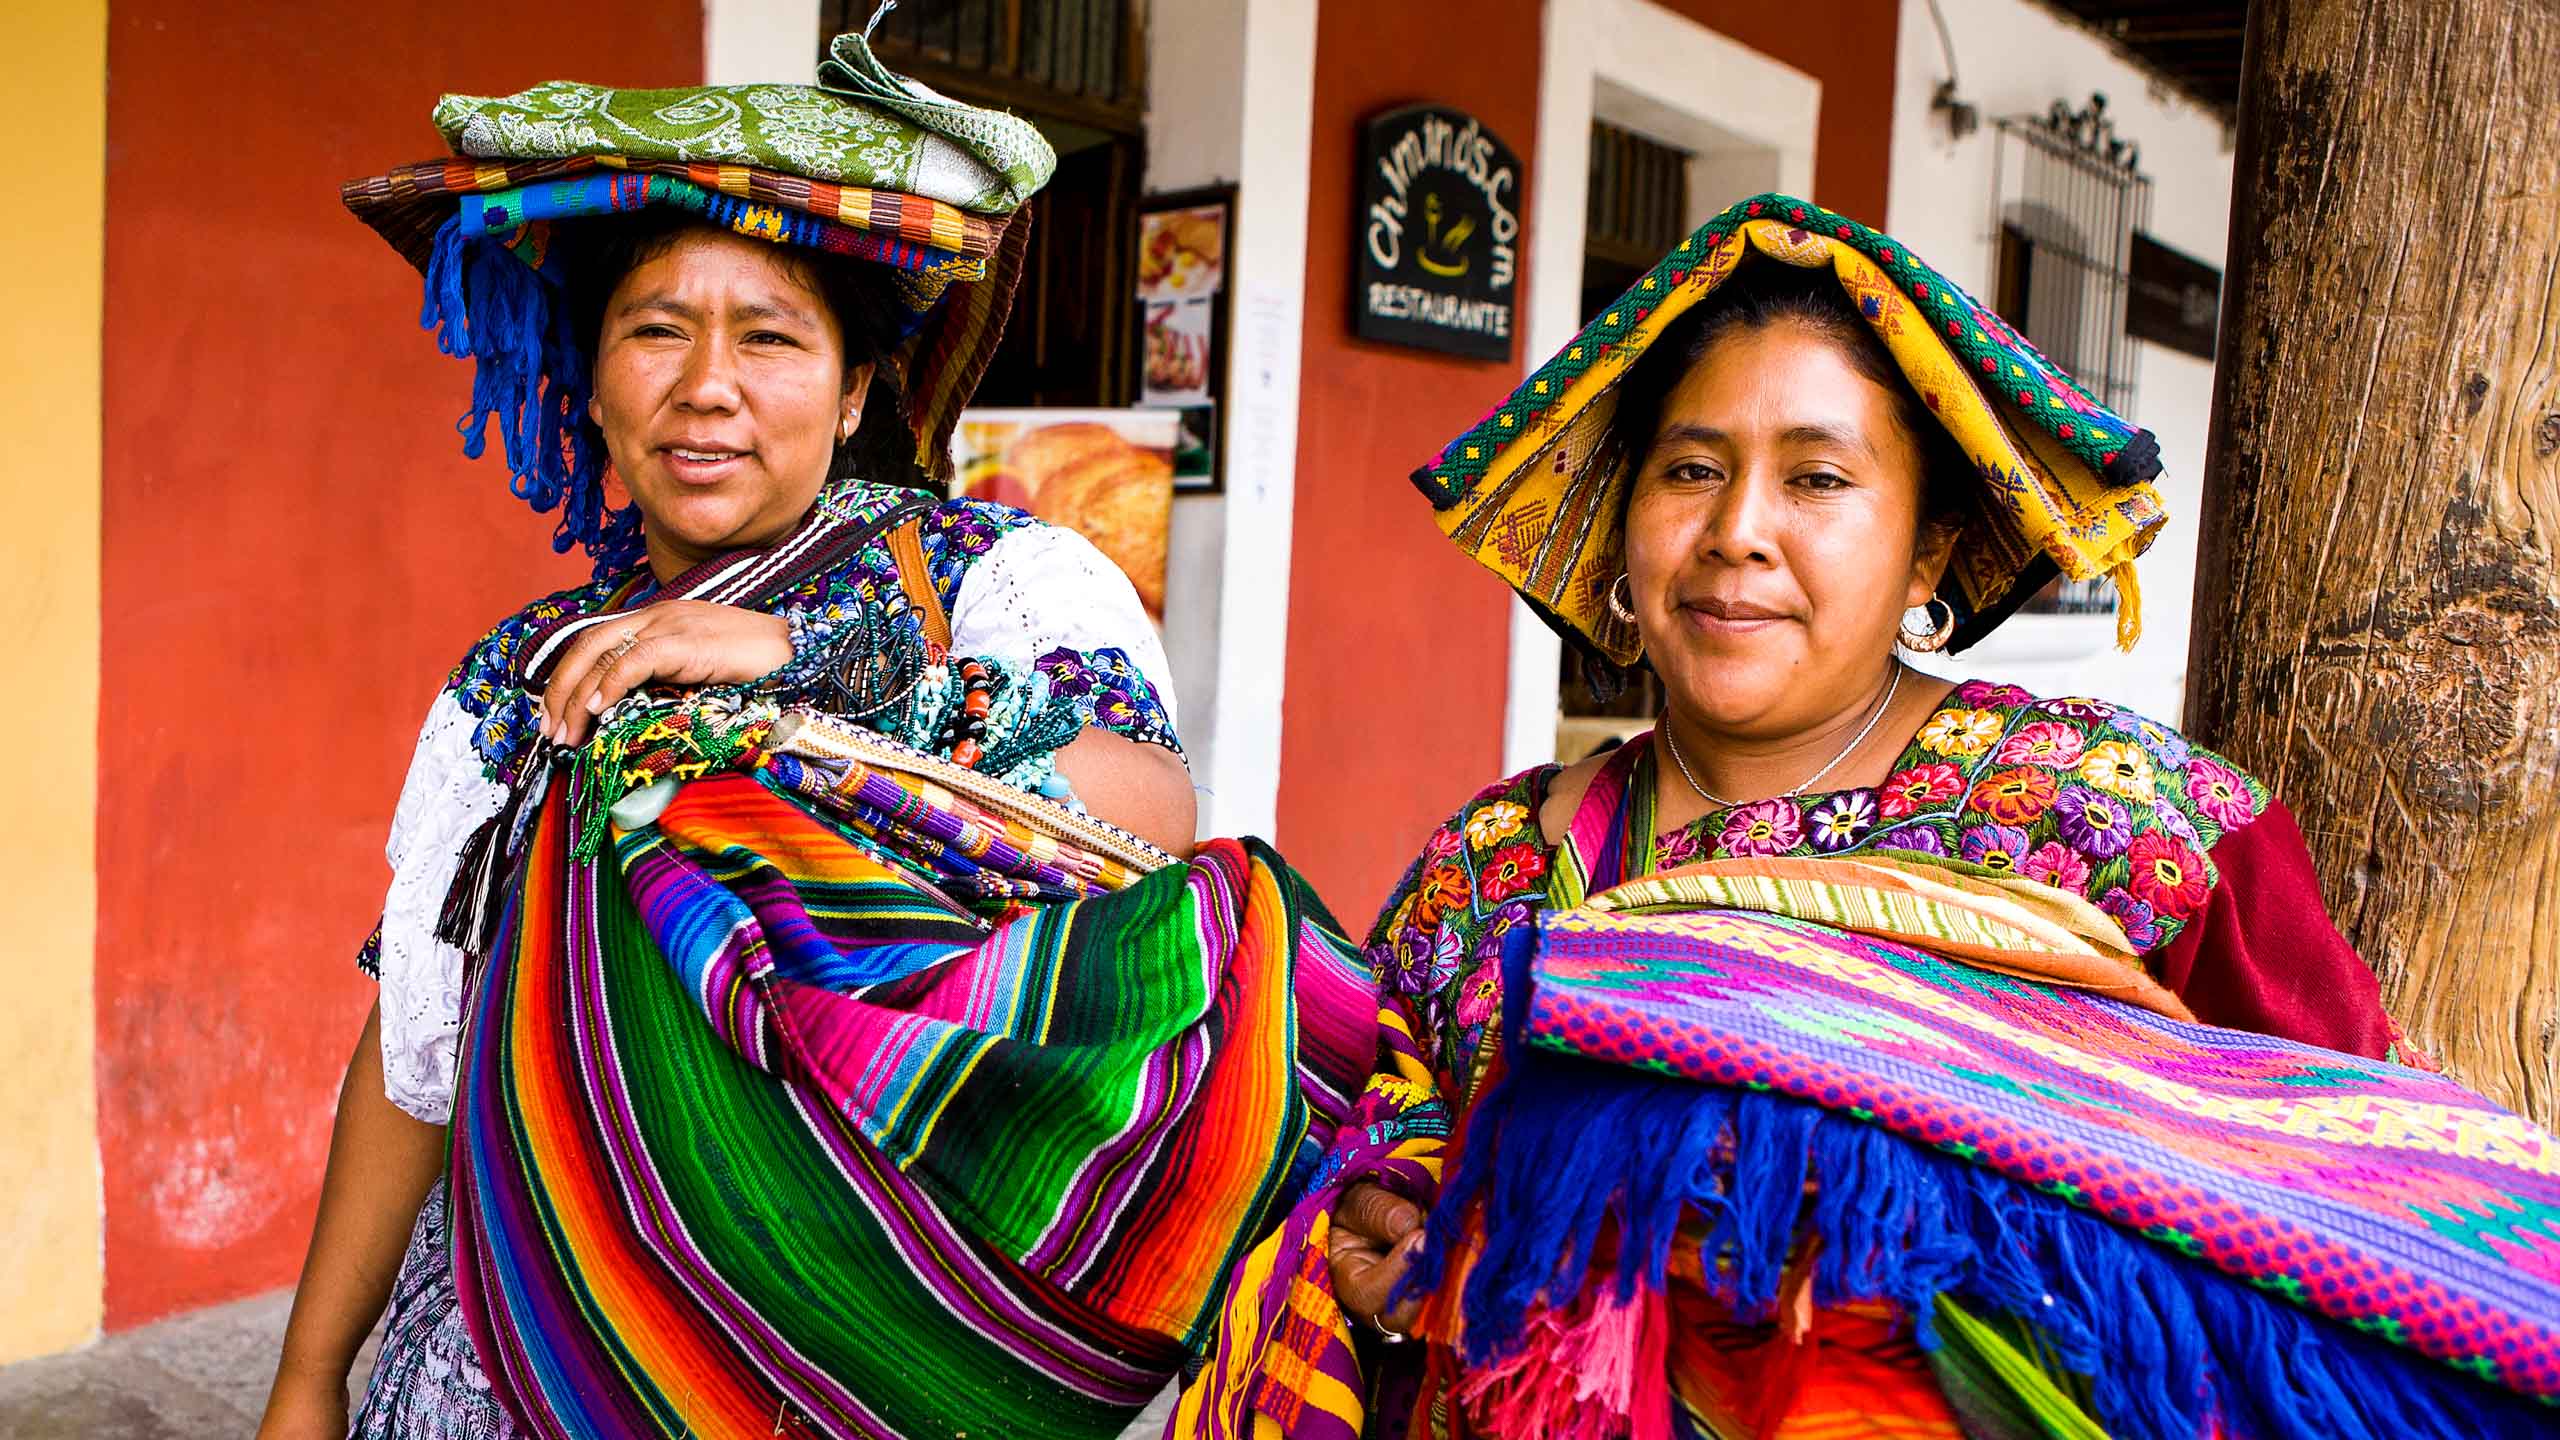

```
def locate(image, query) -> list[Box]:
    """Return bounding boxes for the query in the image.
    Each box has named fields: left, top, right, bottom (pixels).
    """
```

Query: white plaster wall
left=706, top=0, right=821, bottom=84
left=1144, top=0, right=1317, bottom=840
left=1888, top=0, right=2232, bottom=726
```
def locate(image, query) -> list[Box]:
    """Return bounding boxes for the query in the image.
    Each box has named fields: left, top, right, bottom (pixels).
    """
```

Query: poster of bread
left=950, top=409, right=1176, bottom=621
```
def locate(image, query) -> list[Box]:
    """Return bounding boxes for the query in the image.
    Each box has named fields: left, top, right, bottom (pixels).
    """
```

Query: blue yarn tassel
left=1397, top=922, right=2555, bottom=1439
left=419, top=218, right=642, bottom=576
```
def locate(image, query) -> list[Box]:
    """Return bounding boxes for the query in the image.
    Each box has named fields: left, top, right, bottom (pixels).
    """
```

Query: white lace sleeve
left=374, top=691, right=507, bottom=1125
left=949, top=522, right=1180, bottom=732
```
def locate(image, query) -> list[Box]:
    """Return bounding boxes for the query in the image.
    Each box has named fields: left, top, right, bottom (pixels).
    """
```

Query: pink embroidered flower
left=1655, top=825, right=1706, bottom=869
left=1956, top=679, right=2036, bottom=708
left=1479, top=843, right=1550, bottom=903
left=1881, top=762, right=1966, bottom=820
left=1994, top=720, right=2088, bottom=770
left=1718, top=798, right=1805, bottom=857
left=2185, top=757, right=2259, bottom=830
left=2021, top=842, right=2091, bottom=892
left=1967, top=766, right=2059, bottom=826
left=1455, top=967, right=1504, bottom=1028
left=2127, top=831, right=2210, bottom=920
left=1419, top=824, right=1462, bottom=868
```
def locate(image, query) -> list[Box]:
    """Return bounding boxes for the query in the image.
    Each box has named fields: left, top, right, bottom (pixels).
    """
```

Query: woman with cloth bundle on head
left=258, top=34, right=1377, bottom=1440
left=1173, top=198, right=2560, bottom=1439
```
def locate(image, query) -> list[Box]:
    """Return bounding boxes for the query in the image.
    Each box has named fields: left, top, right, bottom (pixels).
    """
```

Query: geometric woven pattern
left=1527, top=905, right=2560, bottom=1402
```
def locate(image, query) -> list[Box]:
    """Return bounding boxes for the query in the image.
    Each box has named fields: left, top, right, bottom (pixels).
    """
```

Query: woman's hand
left=540, top=601, right=793, bottom=746
left=1328, top=1182, right=1426, bottom=1341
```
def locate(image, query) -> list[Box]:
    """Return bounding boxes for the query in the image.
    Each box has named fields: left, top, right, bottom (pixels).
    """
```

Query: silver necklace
left=1660, top=664, right=1904, bottom=808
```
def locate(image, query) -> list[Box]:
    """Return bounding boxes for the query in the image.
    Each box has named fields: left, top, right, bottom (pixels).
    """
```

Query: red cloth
left=2151, top=796, right=2394, bottom=1059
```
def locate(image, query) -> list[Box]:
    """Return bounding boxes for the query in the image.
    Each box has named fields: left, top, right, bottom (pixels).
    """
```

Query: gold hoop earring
left=1900, top=597, right=1957, bottom=654
left=1606, top=573, right=1638, bottom=627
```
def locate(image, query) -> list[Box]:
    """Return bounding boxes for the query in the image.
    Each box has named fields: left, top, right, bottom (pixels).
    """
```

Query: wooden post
left=2188, top=0, right=2560, bottom=1120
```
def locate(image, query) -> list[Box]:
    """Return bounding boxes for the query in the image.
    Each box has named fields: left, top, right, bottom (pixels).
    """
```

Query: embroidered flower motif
left=2021, top=842, right=2092, bottom=892
left=1959, top=823, right=2033, bottom=872
left=2133, top=719, right=2191, bottom=769
left=1955, top=679, right=2036, bottom=708
left=1655, top=825, right=1706, bottom=869
left=1479, top=843, right=1550, bottom=903
left=1718, top=798, right=1805, bottom=857
left=1994, top=721, right=2087, bottom=770
left=2053, top=788, right=2134, bottom=858
left=2152, top=803, right=2200, bottom=846
left=1917, top=708, right=2005, bottom=757
left=1380, top=918, right=1465, bottom=996
left=1807, top=792, right=1878, bottom=852
left=1877, top=823, right=1948, bottom=856
left=1455, top=966, right=1504, bottom=1027
left=1968, top=766, right=2059, bottom=826
left=1881, top=761, right=1966, bottom=820
left=1419, top=824, right=1463, bottom=869
left=2078, top=741, right=2157, bottom=805
left=1465, top=800, right=1531, bottom=850
left=2128, top=831, right=2209, bottom=919
left=2098, top=886, right=2163, bottom=950
left=2041, top=696, right=2116, bottom=721
left=2185, top=757, right=2259, bottom=829
left=1413, top=863, right=1470, bottom=928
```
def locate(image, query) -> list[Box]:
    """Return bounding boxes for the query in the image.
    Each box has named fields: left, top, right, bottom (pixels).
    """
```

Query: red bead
left=951, top=739, right=983, bottom=769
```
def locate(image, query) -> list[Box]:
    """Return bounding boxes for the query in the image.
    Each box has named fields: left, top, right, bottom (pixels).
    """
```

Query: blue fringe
left=1397, top=925, right=2554, bottom=1439
left=420, top=218, right=643, bottom=576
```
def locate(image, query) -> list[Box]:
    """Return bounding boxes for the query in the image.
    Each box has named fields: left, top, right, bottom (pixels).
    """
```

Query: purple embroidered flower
left=2151, top=802, right=2200, bottom=847
left=936, top=503, right=1009, bottom=556
left=1955, top=679, right=2036, bottom=708
left=1377, top=921, right=1465, bottom=996
left=2041, top=696, right=2116, bottom=722
left=1877, top=823, right=1948, bottom=856
left=1959, top=823, right=2034, bottom=873
left=2098, top=886, right=2163, bottom=949
left=2021, top=841, right=2092, bottom=892
left=1807, top=792, right=1878, bottom=852
left=2133, top=719, right=2191, bottom=769
left=2185, top=756, right=2259, bottom=829
left=2053, top=788, right=2134, bottom=858
left=1036, top=649, right=1100, bottom=698
left=1718, top=798, right=1805, bottom=857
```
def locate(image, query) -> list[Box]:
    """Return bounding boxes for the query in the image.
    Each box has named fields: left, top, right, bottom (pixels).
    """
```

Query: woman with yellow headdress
left=1171, top=197, right=2560, bottom=1439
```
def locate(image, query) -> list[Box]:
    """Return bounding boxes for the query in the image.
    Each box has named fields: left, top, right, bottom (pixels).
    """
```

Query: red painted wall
left=97, top=0, right=701, bottom=1328
left=1274, top=0, right=1900, bottom=927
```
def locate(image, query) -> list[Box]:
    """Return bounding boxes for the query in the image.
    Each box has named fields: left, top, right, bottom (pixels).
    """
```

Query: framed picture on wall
left=951, top=408, right=1176, bottom=623
left=1135, top=185, right=1236, bottom=491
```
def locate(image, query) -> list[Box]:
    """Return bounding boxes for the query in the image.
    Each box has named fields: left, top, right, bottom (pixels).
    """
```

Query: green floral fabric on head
left=432, top=33, right=1054, bottom=216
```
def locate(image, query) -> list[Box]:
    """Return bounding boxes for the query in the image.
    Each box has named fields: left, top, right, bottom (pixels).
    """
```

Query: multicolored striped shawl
left=448, top=707, right=1379, bottom=1438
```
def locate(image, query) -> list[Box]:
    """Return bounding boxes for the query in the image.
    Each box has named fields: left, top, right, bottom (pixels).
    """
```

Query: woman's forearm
left=269, top=1000, right=448, bottom=1396
left=1053, top=727, right=1198, bottom=855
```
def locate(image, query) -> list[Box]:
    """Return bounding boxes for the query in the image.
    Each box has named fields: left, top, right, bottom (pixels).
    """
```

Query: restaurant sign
left=1356, top=104, right=1522, bottom=361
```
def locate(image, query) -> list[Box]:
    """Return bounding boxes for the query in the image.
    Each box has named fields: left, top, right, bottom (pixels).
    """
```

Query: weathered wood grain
left=2190, top=0, right=2560, bottom=1119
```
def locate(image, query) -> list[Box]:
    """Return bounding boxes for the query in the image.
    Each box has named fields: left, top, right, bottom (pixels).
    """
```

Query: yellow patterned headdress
left=1416, top=193, right=2168, bottom=659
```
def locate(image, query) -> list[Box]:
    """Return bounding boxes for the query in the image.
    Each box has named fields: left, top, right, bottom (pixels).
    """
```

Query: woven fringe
left=2112, top=561, right=2143, bottom=651
left=420, top=218, right=641, bottom=575
left=1397, top=928, right=2552, bottom=1440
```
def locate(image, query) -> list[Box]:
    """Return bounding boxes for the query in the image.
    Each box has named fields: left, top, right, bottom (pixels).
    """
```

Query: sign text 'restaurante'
left=1357, top=104, right=1522, bottom=360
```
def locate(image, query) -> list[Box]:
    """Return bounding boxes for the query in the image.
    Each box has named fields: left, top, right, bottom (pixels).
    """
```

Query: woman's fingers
left=535, top=605, right=792, bottom=746
left=1334, top=1182, right=1425, bottom=1247
left=1329, top=1226, right=1427, bottom=1335
left=1328, top=1183, right=1429, bottom=1334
